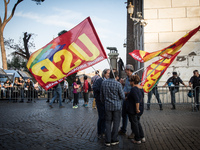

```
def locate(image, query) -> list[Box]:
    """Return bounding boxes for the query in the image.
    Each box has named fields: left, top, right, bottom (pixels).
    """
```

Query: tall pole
left=126, top=0, right=144, bottom=78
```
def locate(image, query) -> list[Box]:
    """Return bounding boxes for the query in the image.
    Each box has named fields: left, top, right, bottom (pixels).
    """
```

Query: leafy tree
left=0, top=0, right=45, bottom=69
left=7, top=55, right=27, bottom=71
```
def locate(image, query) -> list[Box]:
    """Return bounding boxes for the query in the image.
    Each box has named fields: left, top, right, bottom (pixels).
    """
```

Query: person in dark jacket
left=25, top=78, right=34, bottom=103
left=189, top=70, right=200, bottom=110
left=163, top=72, right=187, bottom=109
left=93, top=68, right=110, bottom=139
left=127, top=75, right=145, bottom=144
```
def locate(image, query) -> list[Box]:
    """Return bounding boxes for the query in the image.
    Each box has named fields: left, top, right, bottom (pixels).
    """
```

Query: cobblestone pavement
left=0, top=98, right=200, bottom=150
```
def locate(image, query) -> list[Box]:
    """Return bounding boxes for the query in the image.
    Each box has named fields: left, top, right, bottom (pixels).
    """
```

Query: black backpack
left=88, top=82, right=92, bottom=91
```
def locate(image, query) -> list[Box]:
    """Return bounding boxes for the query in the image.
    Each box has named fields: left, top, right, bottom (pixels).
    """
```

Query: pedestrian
left=72, top=77, right=79, bottom=108
left=46, top=88, right=53, bottom=103
left=127, top=75, right=145, bottom=144
left=163, top=72, right=187, bottom=109
left=147, top=85, right=163, bottom=110
left=13, top=78, right=20, bottom=103
left=189, top=70, right=200, bottom=110
left=76, top=76, right=82, bottom=102
left=25, top=78, right=34, bottom=103
left=82, top=75, right=89, bottom=107
left=63, top=79, right=69, bottom=102
left=3, top=79, right=12, bottom=102
left=49, top=83, right=64, bottom=108
left=118, top=64, right=134, bottom=137
left=18, top=77, right=24, bottom=103
left=93, top=69, right=110, bottom=139
left=34, top=82, right=39, bottom=99
left=91, top=70, right=101, bottom=109
left=100, top=71, right=125, bottom=146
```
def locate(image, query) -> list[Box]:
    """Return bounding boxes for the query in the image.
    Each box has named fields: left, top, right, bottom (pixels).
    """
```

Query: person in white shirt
left=63, top=79, right=69, bottom=102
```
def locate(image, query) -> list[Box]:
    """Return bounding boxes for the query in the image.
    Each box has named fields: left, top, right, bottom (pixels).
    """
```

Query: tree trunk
left=0, top=30, right=7, bottom=69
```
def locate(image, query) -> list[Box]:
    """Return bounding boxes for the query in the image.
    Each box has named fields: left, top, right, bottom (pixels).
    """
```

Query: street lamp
left=127, top=2, right=147, bottom=26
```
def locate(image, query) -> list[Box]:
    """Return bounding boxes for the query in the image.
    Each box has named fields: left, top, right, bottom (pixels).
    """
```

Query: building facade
left=143, top=0, right=200, bottom=84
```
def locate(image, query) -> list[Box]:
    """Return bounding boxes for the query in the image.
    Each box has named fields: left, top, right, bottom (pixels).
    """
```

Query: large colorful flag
left=27, top=17, right=107, bottom=90
left=141, top=51, right=180, bottom=93
left=129, top=25, right=200, bottom=62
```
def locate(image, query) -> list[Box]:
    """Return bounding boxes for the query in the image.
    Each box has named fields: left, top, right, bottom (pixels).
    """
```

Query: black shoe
left=160, top=108, right=163, bottom=110
left=147, top=107, right=150, bottom=110
left=171, top=107, right=176, bottom=110
left=118, top=130, right=126, bottom=135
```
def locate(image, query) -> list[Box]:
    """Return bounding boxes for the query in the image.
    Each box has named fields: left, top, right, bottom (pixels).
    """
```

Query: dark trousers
left=96, top=101, right=105, bottom=135
left=105, top=110, right=121, bottom=143
left=63, top=89, right=68, bottom=101
left=128, top=113, right=144, bottom=141
left=147, top=87, right=162, bottom=108
left=28, top=90, right=33, bottom=101
left=170, top=88, right=178, bottom=107
left=83, top=92, right=89, bottom=103
left=13, top=92, right=18, bottom=102
left=120, top=100, right=128, bottom=133
left=194, top=88, right=199, bottom=110
left=73, top=93, right=79, bottom=106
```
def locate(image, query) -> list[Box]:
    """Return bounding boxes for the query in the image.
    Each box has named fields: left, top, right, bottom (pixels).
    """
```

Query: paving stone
left=0, top=100, right=200, bottom=149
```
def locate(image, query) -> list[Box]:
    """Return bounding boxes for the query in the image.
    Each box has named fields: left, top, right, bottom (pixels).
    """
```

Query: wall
left=144, top=0, right=200, bottom=84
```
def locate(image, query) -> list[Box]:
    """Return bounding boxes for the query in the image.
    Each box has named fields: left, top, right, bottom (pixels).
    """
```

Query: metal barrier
left=145, top=86, right=199, bottom=111
left=0, top=85, right=199, bottom=111
left=0, top=86, right=92, bottom=102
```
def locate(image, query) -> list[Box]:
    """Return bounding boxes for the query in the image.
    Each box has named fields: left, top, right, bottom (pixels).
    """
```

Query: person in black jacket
left=189, top=70, right=200, bottom=110
left=163, top=72, right=187, bottom=109
left=93, top=68, right=110, bottom=139
left=26, top=78, right=34, bottom=103
left=127, top=75, right=145, bottom=144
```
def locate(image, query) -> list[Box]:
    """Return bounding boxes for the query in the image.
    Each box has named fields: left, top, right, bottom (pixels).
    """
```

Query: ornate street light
left=127, top=2, right=147, bottom=26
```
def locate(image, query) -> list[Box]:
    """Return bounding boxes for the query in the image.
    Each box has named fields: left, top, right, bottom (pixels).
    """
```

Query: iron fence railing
left=0, top=85, right=199, bottom=111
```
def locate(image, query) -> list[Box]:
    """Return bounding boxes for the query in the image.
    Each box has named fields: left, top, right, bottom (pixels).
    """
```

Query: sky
left=1, top=0, right=127, bottom=73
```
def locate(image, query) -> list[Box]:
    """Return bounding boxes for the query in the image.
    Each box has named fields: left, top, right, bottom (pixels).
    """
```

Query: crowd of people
left=0, top=65, right=199, bottom=147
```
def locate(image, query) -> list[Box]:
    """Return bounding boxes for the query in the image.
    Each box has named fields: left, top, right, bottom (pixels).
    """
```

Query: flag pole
left=107, top=58, right=115, bottom=79
left=140, top=58, right=166, bottom=84
left=132, top=66, right=146, bottom=75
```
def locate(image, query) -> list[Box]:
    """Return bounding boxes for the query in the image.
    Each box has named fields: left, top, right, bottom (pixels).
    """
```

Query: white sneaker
left=141, top=137, right=146, bottom=143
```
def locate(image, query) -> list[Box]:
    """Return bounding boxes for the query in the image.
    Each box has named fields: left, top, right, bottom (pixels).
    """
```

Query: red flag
left=129, top=25, right=200, bottom=62
left=27, top=17, right=107, bottom=90
left=141, top=51, right=180, bottom=93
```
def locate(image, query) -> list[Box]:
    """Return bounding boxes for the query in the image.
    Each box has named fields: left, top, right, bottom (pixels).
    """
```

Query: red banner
left=129, top=25, right=200, bottom=62
left=141, top=52, right=180, bottom=93
left=27, top=17, right=107, bottom=90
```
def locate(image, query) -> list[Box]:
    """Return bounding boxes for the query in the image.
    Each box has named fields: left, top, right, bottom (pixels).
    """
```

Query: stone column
left=108, top=52, right=119, bottom=70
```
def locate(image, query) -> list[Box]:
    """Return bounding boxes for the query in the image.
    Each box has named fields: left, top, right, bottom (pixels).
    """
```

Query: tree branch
left=3, top=0, right=23, bottom=28
left=12, top=51, right=26, bottom=59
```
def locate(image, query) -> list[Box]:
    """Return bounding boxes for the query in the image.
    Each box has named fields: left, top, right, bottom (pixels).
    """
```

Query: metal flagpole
left=132, top=66, right=146, bottom=75
left=106, top=58, right=115, bottom=79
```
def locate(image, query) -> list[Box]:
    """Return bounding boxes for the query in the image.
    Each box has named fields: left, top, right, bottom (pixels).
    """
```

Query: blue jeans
left=120, top=100, right=128, bottom=133
left=20, top=89, right=24, bottom=101
left=128, top=114, right=144, bottom=141
left=147, top=86, right=162, bottom=108
left=96, top=101, right=105, bottom=135
left=170, top=88, right=178, bottom=107
left=105, top=110, right=121, bottom=143
left=49, top=86, right=62, bottom=107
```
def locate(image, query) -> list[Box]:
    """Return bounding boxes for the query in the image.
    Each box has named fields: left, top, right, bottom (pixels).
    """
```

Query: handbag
left=187, top=90, right=193, bottom=98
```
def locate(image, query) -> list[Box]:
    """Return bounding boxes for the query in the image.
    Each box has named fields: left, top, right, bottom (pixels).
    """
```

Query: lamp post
left=126, top=0, right=145, bottom=77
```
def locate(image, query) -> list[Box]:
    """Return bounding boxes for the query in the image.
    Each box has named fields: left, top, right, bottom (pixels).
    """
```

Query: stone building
left=143, top=0, right=200, bottom=84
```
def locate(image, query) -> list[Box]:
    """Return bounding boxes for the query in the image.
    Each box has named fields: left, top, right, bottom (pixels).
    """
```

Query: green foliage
left=7, top=55, right=28, bottom=71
